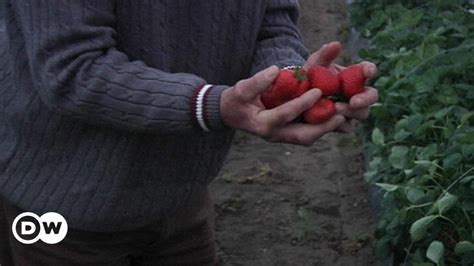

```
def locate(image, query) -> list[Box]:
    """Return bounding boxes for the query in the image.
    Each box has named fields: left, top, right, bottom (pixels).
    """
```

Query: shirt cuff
left=191, top=84, right=229, bottom=131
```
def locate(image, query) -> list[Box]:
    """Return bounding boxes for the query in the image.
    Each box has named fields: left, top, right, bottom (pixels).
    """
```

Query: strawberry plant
left=351, top=0, right=474, bottom=265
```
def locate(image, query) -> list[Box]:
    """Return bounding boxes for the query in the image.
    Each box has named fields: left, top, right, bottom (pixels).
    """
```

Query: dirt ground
left=210, top=1, right=382, bottom=265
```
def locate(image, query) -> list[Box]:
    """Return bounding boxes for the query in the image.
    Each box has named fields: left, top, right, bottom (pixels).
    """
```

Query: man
left=0, top=0, right=378, bottom=265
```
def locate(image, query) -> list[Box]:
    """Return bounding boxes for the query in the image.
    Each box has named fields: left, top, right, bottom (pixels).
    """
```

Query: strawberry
left=261, top=69, right=310, bottom=109
left=339, top=65, right=366, bottom=98
left=303, top=98, right=336, bottom=124
left=307, top=66, right=340, bottom=96
left=292, top=72, right=311, bottom=98
left=260, top=92, right=285, bottom=109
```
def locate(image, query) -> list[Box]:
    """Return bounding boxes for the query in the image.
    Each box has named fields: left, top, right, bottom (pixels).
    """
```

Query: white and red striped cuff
left=194, top=84, right=213, bottom=131
left=191, top=84, right=228, bottom=132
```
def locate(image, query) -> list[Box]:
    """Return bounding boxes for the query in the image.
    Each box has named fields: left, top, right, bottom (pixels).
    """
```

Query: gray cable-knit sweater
left=0, top=0, right=308, bottom=231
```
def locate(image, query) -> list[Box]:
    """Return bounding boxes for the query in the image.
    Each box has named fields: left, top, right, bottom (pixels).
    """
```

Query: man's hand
left=220, top=66, right=346, bottom=146
left=303, top=42, right=379, bottom=132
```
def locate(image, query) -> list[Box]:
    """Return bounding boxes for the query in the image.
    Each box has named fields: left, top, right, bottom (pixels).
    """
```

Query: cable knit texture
left=0, top=0, right=308, bottom=232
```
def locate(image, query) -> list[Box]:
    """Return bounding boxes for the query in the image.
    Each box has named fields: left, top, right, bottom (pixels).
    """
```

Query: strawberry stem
left=294, top=69, right=308, bottom=81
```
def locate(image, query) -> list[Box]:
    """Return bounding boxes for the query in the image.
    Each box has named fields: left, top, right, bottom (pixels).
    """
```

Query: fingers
left=335, top=102, right=370, bottom=120
left=262, top=89, right=322, bottom=126
left=320, top=59, right=377, bottom=78
left=357, top=61, right=378, bottom=79
left=330, top=64, right=345, bottom=74
left=336, top=120, right=353, bottom=133
left=350, top=87, right=379, bottom=109
left=267, top=115, right=346, bottom=146
left=303, top=41, right=342, bottom=69
left=336, top=87, right=378, bottom=119
left=235, top=65, right=279, bottom=102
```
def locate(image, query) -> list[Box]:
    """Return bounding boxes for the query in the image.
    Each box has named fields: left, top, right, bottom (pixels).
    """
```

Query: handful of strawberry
left=261, top=65, right=367, bottom=124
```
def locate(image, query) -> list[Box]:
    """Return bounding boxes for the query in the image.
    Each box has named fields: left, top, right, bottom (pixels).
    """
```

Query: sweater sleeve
left=10, top=0, right=227, bottom=134
left=251, top=0, right=310, bottom=75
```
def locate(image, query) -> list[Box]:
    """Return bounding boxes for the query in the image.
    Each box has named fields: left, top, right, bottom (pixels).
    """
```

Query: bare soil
left=211, top=0, right=381, bottom=265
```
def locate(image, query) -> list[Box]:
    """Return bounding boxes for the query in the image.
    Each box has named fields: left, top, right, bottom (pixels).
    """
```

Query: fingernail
left=336, top=115, right=345, bottom=124
left=364, top=63, right=377, bottom=77
left=265, top=66, right=279, bottom=79
left=353, top=98, right=363, bottom=107
left=312, top=88, right=322, bottom=96
left=335, top=102, right=345, bottom=112
left=370, top=66, right=378, bottom=77
left=370, top=65, right=376, bottom=73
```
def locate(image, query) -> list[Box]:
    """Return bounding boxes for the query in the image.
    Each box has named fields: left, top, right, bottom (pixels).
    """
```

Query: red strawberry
left=261, top=91, right=285, bottom=109
left=291, top=69, right=310, bottom=98
left=261, top=69, right=310, bottom=109
left=269, top=69, right=298, bottom=99
left=303, top=98, right=336, bottom=124
left=339, top=65, right=366, bottom=98
left=307, top=66, right=340, bottom=96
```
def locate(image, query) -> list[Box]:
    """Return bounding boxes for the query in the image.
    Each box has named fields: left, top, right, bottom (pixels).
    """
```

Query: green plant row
left=350, top=0, right=474, bottom=265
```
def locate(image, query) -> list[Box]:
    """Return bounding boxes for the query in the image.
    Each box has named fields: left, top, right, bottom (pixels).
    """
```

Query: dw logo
left=12, top=212, right=68, bottom=244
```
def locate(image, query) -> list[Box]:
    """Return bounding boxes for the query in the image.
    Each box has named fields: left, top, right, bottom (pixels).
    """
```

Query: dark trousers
left=0, top=189, right=217, bottom=266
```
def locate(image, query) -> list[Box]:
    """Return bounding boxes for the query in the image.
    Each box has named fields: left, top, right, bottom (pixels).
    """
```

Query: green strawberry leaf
left=389, top=146, right=410, bottom=169
left=461, top=175, right=474, bottom=184
left=376, top=183, right=399, bottom=192
left=410, top=215, right=437, bottom=242
left=436, top=193, right=458, bottom=214
left=426, top=241, right=444, bottom=264
left=371, top=128, right=385, bottom=146
left=406, top=188, right=425, bottom=204
left=394, top=129, right=411, bottom=141
left=455, top=241, right=474, bottom=254
left=443, top=153, right=463, bottom=172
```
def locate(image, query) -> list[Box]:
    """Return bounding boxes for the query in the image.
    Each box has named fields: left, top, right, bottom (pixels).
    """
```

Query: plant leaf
left=418, top=144, right=438, bottom=160
left=372, top=128, right=385, bottom=146
left=462, top=144, right=474, bottom=158
left=407, top=188, right=425, bottom=204
left=389, top=146, right=410, bottom=169
left=436, top=193, right=458, bottom=214
left=410, top=215, right=437, bottom=242
left=426, top=241, right=444, bottom=264
left=375, top=183, right=399, bottom=192
left=443, top=153, right=463, bottom=171
left=394, top=129, right=411, bottom=141
left=455, top=241, right=474, bottom=254
left=461, top=175, right=474, bottom=184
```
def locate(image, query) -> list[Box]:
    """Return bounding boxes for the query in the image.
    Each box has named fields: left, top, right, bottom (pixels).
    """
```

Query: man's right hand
left=220, top=66, right=346, bottom=146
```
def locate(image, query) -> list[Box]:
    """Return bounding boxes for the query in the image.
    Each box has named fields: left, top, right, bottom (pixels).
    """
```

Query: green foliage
left=351, top=0, right=474, bottom=264
left=427, top=240, right=445, bottom=265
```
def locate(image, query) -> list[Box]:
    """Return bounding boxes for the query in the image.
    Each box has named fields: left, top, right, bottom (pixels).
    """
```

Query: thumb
left=235, top=65, right=279, bottom=102
left=358, top=61, right=378, bottom=79
left=304, top=41, right=341, bottom=69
